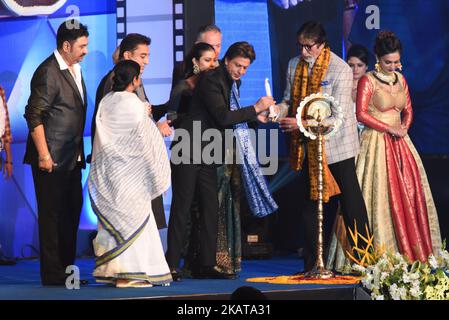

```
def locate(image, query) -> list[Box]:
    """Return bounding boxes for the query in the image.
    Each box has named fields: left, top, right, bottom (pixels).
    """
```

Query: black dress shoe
left=42, top=279, right=89, bottom=286
left=0, top=257, right=16, bottom=266
left=193, top=266, right=237, bottom=280
left=170, top=269, right=182, bottom=281
left=42, top=281, right=66, bottom=286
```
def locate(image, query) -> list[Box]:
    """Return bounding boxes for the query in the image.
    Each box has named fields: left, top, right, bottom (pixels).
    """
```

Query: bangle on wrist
left=5, top=160, right=12, bottom=164
left=39, top=153, right=51, bottom=162
left=344, top=4, right=358, bottom=11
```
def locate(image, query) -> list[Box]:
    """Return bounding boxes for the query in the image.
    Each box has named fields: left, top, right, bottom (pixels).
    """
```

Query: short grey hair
left=196, top=24, right=222, bottom=42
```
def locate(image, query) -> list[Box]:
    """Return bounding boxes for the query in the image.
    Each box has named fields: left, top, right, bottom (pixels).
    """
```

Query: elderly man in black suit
left=23, top=19, right=89, bottom=286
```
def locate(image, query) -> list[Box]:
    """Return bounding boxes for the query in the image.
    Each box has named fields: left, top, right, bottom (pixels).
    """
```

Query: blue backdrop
left=0, top=0, right=116, bottom=258
left=1, top=0, right=448, bottom=259
left=348, top=0, right=449, bottom=154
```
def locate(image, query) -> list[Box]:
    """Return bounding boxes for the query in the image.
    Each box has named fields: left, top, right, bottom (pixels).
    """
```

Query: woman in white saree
left=89, top=60, right=172, bottom=288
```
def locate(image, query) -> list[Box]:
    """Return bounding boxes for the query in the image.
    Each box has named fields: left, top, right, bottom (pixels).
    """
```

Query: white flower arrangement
left=351, top=247, right=449, bottom=300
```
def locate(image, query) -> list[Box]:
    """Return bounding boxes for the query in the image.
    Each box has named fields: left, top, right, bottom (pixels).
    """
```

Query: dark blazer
left=90, top=70, right=113, bottom=149
left=172, top=63, right=258, bottom=165
left=171, top=61, right=185, bottom=88
left=23, top=53, right=87, bottom=171
left=167, top=78, right=194, bottom=129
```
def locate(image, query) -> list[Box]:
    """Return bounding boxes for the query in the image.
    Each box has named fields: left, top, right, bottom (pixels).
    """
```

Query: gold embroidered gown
left=354, top=71, right=441, bottom=262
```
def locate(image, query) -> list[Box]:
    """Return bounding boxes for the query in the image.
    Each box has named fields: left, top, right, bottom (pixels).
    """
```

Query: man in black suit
left=90, top=33, right=170, bottom=229
left=23, top=20, right=89, bottom=286
left=171, top=24, right=223, bottom=88
left=167, top=24, right=223, bottom=274
left=166, top=42, right=274, bottom=279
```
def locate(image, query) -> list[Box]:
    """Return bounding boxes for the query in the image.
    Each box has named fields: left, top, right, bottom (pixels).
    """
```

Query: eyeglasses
left=297, top=42, right=318, bottom=53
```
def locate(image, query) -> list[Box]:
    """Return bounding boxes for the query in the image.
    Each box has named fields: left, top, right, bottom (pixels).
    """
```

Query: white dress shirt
left=53, top=49, right=84, bottom=103
left=54, top=49, right=84, bottom=161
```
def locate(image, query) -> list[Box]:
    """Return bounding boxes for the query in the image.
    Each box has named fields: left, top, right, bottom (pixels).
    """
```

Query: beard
left=302, top=56, right=314, bottom=64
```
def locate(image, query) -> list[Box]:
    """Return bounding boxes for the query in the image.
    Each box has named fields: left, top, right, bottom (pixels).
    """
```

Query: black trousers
left=31, top=164, right=83, bottom=285
left=301, top=157, right=370, bottom=271
left=166, top=163, right=219, bottom=269
left=152, top=195, right=167, bottom=229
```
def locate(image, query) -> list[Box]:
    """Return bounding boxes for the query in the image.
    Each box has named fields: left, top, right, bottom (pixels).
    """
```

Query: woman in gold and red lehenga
left=355, top=31, right=442, bottom=263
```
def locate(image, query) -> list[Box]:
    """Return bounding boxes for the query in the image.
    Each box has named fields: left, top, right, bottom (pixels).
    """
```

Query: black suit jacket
left=172, top=63, right=258, bottom=165
left=23, top=54, right=87, bottom=171
left=171, top=61, right=185, bottom=89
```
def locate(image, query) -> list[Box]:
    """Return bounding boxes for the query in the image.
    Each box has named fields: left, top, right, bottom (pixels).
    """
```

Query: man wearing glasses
left=274, top=21, right=370, bottom=273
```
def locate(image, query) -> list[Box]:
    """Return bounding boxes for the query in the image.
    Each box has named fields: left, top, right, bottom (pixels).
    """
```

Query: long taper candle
left=264, top=78, right=276, bottom=119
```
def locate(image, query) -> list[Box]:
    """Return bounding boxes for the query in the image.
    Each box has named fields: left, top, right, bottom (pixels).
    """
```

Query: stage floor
left=0, top=255, right=368, bottom=300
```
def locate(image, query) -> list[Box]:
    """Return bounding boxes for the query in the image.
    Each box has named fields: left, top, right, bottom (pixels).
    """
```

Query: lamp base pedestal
left=304, top=267, right=334, bottom=279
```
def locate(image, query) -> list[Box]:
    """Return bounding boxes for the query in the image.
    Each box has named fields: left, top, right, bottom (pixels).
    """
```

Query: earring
left=193, top=63, right=200, bottom=74
left=397, top=62, right=403, bottom=72
left=375, top=59, right=381, bottom=72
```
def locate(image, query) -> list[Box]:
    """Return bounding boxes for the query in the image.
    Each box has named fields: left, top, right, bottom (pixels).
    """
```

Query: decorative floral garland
left=288, top=46, right=341, bottom=202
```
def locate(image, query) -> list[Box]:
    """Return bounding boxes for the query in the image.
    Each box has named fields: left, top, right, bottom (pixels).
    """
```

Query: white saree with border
left=88, top=91, right=172, bottom=285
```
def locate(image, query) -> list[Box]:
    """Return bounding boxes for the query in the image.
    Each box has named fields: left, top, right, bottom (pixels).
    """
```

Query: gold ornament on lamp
left=296, top=93, right=344, bottom=279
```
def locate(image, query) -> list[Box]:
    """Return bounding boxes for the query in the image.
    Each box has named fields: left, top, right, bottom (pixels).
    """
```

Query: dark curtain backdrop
left=349, top=0, right=449, bottom=155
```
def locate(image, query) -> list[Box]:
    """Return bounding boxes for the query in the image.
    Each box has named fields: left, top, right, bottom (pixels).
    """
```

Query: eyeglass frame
left=297, top=41, right=320, bottom=53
